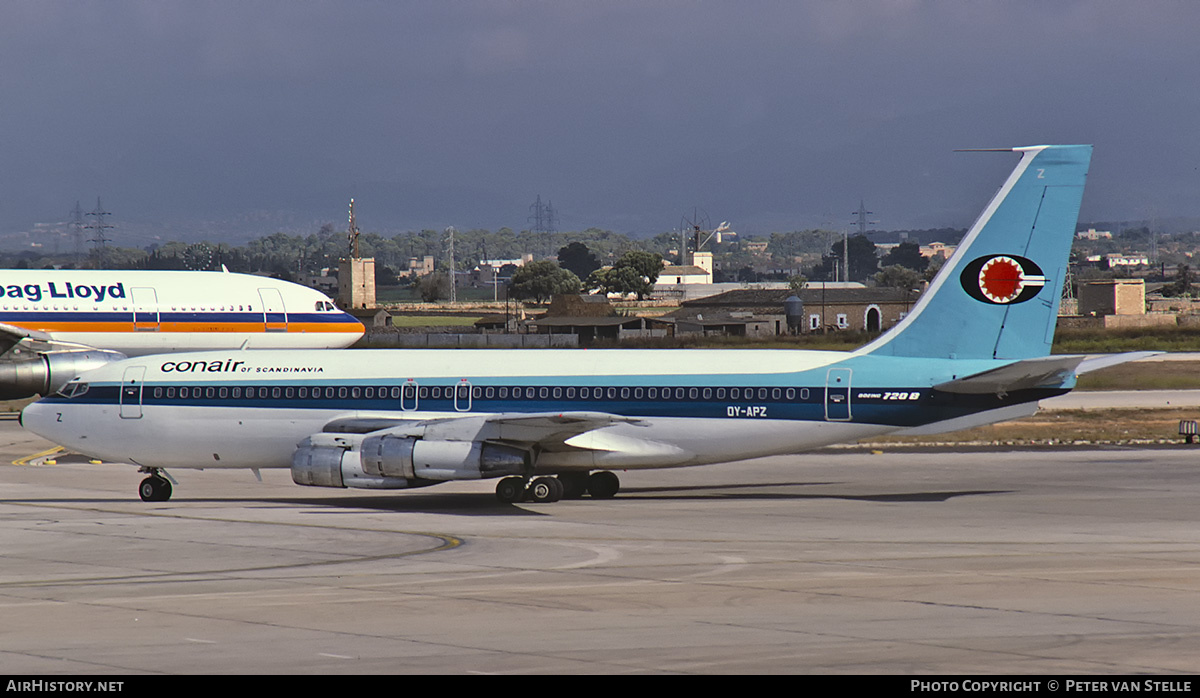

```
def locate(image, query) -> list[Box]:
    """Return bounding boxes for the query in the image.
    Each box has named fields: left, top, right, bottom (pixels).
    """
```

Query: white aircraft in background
left=23, top=145, right=1142, bottom=504
left=0, top=268, right=363, bottom=399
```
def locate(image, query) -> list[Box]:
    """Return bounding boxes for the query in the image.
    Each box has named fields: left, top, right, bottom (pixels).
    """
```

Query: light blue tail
left=860, top=145, right=1092, bottom=360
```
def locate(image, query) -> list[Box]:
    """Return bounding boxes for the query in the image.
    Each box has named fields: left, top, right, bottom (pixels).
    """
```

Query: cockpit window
left=57, top=381, right=90, bottom=399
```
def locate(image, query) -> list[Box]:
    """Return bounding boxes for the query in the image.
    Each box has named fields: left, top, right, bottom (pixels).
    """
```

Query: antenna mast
left=347, top=198, right=360, bottom=258
left=446, top=226, right=457, bottom=304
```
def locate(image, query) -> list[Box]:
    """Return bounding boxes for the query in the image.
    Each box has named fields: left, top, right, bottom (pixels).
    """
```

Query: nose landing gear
left=138, top=467, right=173, bottom=502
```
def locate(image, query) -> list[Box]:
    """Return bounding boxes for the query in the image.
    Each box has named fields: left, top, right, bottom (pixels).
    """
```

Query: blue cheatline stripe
left=44, top=381, right=1067, bottom=428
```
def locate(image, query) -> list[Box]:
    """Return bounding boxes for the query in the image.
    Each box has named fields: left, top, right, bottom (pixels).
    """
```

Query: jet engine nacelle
left=291, top=433, right=531, bottom=490
left=0, top=349, right=126, bottom=400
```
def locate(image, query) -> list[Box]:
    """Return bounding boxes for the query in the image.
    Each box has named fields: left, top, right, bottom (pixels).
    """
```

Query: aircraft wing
left=934, top=351, right=1159, bottom=395
left=324, top=411, right=646, bottom=452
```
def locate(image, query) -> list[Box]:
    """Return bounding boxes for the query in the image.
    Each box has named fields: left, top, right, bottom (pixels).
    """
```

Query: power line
left=85, top=197, right=114, bottom=267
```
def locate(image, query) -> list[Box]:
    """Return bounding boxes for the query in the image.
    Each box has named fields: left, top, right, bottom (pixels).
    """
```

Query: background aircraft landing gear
left=138, top=471, right=172, bottom=502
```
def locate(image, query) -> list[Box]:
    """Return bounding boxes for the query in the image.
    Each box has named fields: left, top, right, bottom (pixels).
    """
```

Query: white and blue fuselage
left=22, top=346, right=1065, bottom=471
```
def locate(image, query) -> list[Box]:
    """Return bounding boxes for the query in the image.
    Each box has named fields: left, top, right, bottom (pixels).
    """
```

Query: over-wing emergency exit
left=0, top=269, right=362, bottom=399
left=23, top=146, right=1138, bottom=503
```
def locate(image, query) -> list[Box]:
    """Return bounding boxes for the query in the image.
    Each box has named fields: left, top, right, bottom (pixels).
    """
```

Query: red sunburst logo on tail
left=960, top=255, right=1046, bottom=304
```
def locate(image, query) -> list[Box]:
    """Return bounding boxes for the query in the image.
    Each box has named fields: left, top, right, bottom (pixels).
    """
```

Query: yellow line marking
left=12, top=446, right=65, bottom=466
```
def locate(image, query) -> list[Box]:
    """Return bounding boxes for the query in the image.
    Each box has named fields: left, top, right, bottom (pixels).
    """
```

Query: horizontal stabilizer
left=935, top=355, right=1086, bottom=394
left=935, top=351, right=1158, bottom=395
left=1074, top=351, right=1161, bottom=374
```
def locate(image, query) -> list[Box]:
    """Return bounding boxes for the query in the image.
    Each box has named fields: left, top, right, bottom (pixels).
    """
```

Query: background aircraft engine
left=0, top=349, right=125, bottom=400
left=292, top=433, right=531, bottom=490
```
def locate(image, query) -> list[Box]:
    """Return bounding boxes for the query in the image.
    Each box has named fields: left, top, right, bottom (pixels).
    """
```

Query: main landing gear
left=494, top=471, right=620, bottom=504
left=138, top=467, right=173, bottom=502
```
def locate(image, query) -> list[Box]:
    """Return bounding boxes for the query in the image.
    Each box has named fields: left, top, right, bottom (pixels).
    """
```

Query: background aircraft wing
left=0, top=323, right=52, bottom=357
left=0, top=323, right=103, bottom=358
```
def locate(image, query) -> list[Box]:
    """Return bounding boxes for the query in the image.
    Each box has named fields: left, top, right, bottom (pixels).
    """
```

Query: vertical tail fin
left=859, top=145, right=1091, bottom=360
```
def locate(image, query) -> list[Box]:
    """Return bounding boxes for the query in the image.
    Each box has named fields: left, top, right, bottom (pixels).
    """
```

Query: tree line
left=3, top=223, right=966, bottom=300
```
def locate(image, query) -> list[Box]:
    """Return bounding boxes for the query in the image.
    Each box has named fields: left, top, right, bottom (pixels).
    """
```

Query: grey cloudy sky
left=3, top=1, right=1199, bottom=245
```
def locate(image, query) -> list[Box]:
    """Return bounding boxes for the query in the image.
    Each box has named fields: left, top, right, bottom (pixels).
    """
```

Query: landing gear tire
left=495, top=476, right=526, bottom=503
left=557, top=472, right=589, bottom=499
left=586, top=471, right=620, bottom=499
left=526, top=476, right=564, bottom=503
left=139, top=475, right=172, bottom=502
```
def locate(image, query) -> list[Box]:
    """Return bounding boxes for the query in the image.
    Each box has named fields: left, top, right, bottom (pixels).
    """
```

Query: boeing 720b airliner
left=23, top=145, right=1136, bottom=503
left=0, top=269, right=363, bottom=399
